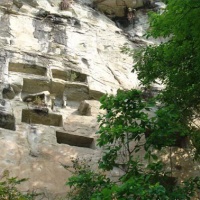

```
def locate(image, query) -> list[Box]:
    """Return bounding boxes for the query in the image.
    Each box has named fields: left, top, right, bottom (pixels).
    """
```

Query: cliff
left=0, top=0, right=197, bottom=199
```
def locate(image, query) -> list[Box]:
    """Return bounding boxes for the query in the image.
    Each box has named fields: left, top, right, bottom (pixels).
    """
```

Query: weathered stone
left=13, top=0, right=23, bottom=8
left=6, top=74, right=23, bottom=100
left=63, top=115, right=98, bottom=137
left=22, top=0, right=39, bottom=7
left=0, top=0, right=13, bottom=7
left=2, top=84, right=15, bottom=99
left=94, top=0, right=152, bottom=17
left=78, top=100, right=91, bottom=115
left=23, top=91, right=51, bottom=107
left=0, top=15, right=11, bottom=38
left=78, top=100, right=102, bottom=116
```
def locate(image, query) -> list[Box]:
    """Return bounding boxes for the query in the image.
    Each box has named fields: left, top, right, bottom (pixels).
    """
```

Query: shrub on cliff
left=0, top=170, right=39, bottom=200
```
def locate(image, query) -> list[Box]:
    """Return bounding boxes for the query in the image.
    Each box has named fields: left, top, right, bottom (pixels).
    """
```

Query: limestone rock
left=13, top=0, right=23, bottom=8
left=63, top=115, right=98, bottom=137
left=2, top=84, right=15, bottom=99
left=78, top=100, right=91, bottom=115
left=78, top=100, right=103, bottom=116
left=0, top=0, right=13, bottom=8
left=22, top=0, right=39, bottom=7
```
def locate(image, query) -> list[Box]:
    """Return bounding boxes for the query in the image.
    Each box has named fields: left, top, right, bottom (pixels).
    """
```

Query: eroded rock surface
left=0, top=0, right=138, bottom=198
left=0, top=0, right=197, bottom=199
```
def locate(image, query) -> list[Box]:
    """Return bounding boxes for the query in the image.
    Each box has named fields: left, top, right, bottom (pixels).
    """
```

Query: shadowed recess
left=22, top=78, right=50, bottom=94
left=56, top=131, right=94, bottom=149
left=0, top=112, right=15, bottom=131
left=9, top=62, right=47, bottom=76
left=52, top=69, right=87, bottom=82
left=22, top=109, right=63, bottom=127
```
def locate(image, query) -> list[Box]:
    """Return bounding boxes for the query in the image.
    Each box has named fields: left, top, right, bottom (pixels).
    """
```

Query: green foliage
left=95, top=175, right=169, bottom=200
left=66, top=89, right=200, bottom=199
left=66, top=0, right=200, bottom=199
left=191, top=129, right=200, bottom=159
left=33, top=96, right=44, bottom=106
left=66, top=159, right=112, bottom=200
left=66, top=157, right=200, bottom=199
left=97, top=89, right=150, bottom=171
left=0, top=170, right=38, bottom=200
left=69, top=72, right=77, bottom=82
left=134, top=0, right=200, bottom=120
left=98, top=89, right=189, bottom=154
left=145, top=104, right=190, bottom=150
left=134, top=0, right=200, bottom=155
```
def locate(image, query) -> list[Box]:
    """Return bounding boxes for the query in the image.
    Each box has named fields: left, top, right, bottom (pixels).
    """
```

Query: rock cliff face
left=0, top=0, right=140, bottom=198
left=0, top=0, right=198, bottom=199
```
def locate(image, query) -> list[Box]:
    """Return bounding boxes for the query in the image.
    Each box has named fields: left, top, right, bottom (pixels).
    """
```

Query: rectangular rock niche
left=56, top=131, right=94, bottom=149
left=22, top=78, right=50, bottom=94
left=9, top=62, right=46, bottom=76
left=0, top=112, right=15, bottom=131
left=52, top=69, right=87, bottom=82
left=22, top=109, right=62, bottom=127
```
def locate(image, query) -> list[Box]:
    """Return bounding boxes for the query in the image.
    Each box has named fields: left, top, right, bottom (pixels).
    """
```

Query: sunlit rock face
left=0, top=0, right=197, bottom=199
left=0, top=0, right=139, bottom=198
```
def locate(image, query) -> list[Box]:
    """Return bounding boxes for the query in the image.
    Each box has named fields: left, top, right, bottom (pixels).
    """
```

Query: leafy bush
left=0, top=170, right=39, bottom=200
left=66, top=159, right=112, bottom=200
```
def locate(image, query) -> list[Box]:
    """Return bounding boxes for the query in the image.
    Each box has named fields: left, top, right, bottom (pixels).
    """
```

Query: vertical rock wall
left=0, top=0, right=138, bottom=198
